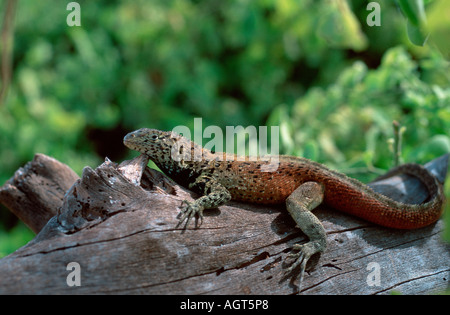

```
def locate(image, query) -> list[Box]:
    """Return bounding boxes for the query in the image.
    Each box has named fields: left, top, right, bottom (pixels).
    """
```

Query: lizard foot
left=176, top=200, right=204, bottom=229
left=284, top=242, right=319, bottom=285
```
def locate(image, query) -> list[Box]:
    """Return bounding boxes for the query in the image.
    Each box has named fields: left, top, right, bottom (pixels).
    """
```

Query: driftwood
left=0, top=153, right=449, bottom=294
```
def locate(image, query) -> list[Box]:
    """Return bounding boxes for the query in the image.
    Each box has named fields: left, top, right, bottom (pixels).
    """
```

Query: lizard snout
left=123, top=130, right=139, bottom=148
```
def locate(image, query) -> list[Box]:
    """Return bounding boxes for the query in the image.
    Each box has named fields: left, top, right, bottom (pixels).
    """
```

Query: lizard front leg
left=177, top=174, right=231, bottom=229
left=285, top=181, right=327, bottom=285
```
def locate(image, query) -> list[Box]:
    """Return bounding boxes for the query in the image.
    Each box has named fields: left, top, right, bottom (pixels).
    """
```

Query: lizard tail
left=325, top=163, right=445, bottom=229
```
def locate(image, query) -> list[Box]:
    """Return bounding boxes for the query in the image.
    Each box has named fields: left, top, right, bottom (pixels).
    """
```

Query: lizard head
left=124, top=128, right=176, bottom=156
left=124, top=128, right=199, bottom=164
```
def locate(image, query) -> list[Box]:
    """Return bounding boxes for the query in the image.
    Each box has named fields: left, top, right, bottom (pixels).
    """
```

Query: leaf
left=396, top=0, right=430, bottom=46
left=406, top=19, right=429, bottom=46
left=317, top=0, right=368, bottom=51
left=396, top=0, right=427, bottom=26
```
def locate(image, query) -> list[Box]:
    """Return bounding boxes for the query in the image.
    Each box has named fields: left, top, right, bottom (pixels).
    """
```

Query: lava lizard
left=123, top=128, right=445, bottom=283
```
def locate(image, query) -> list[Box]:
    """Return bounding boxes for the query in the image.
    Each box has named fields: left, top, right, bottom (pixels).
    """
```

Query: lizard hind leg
left=285, top=181, right=327, bottom=286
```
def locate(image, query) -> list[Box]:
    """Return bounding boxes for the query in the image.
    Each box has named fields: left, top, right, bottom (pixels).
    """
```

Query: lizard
left=123, top=128, right=446, bottom=284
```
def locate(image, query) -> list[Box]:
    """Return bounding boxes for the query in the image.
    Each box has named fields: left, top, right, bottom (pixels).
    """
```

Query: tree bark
left=0, top=153, right=448, bottom=294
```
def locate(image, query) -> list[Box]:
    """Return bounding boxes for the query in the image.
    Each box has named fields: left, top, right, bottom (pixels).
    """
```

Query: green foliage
left=0, top=0, right=449, bottom=255
left=269, top=47, right=450, bottom=175
left=0, top=0, right=404, bottom=185
left=0, top=222, right=34, bottom=258
left=425, top=0, right=450, bottom=59
left=444, top=202, right=450, bottom=242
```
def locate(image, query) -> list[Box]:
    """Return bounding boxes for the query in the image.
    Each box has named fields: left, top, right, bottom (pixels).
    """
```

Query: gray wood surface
left=0, top=154, right=79, bottom=233
left=0, top=153, right=448, bottom=294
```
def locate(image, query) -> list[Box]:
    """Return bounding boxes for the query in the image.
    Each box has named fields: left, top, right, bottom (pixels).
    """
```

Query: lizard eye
left=151, top=134, right=158, bottom=140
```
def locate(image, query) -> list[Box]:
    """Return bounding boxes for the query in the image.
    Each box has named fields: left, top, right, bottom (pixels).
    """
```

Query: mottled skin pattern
left=124, top=128, right=445, bottom=283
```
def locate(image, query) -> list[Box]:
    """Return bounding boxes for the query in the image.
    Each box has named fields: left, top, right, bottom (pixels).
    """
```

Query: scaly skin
left=123, top=128, right=445, bottom=284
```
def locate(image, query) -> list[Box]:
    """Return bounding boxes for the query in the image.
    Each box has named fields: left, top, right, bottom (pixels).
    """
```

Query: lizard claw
left=285, top=243, right=317, bottom=286
left=176, top=200, right=204, bottom=229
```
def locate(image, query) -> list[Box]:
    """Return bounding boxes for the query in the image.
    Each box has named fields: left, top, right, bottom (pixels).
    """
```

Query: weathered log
left=0, top=154, right=79, bottom=233
left=0, top=153, right=448, bottom=294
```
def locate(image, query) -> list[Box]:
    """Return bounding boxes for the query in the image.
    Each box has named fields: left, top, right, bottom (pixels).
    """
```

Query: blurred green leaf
left=444, top=202, right=450, bottom=242
left=396, top=0, right=427, bottom=26
left=426, top=0, right=450, bottom=59
left=318, top=0, right=368, bottom=51
left=396, top=0, right=432, bottom=47
left=406, top=19, right=429, bottom=46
